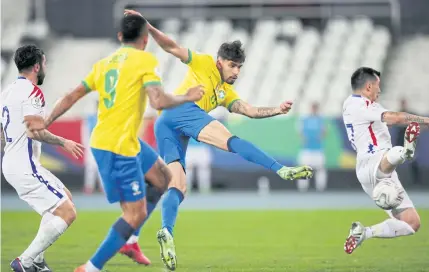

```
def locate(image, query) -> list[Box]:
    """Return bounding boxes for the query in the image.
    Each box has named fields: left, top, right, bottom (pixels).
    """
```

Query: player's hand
left=185, top=85, right=205, bottom=102
left=62, top=139, right=84, bottom=159
left=124, top=9, right=143, bottom=17
left=279, top=100, right=293, bottom=114
left=24, top=115, right=45, bottom=131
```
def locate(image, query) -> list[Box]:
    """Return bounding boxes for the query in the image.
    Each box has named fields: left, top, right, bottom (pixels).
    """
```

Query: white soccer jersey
left=342, top=94, right=392, bottom=157
left=1, top=77, right=46, bottom=175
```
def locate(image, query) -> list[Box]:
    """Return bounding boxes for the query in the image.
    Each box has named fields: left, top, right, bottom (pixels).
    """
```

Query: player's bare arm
left=145, top=85, right=204, bottom=110
left=124, top=9, right=189, bottom=62
left=45, top=84, right=88, bottom=128
left=25, top=126, right=84, bottom=159
left=381, top=111, right=429, bottom=127
left=230, top=99, right=293, bottom=119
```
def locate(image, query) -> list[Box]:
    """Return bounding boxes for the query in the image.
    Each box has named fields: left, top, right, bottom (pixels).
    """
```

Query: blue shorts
left=91, top=140, right=159, bottom=203
left=155, top=102, right=214, bottom=168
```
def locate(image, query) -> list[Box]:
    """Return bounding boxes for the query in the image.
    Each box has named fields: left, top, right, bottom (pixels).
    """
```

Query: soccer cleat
left=119, top=243, right=151, bottom=265
left=10, top=258, right=36, bottom=272
left=157, top=228, right=177, bottom=271
left=277, top=166, right=313, bottom=180
left=403, top=122, right=420, bottom=160
left=344, top=222, right=366, bottom=254
left=33, top=260, right=52, bottom=272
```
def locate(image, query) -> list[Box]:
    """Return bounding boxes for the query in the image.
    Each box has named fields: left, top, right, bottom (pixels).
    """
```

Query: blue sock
left=133, top=200, right=157, bottom=236
left=90, top=218, right=135, bottom=269
left=162, top=188, right=184, bottom=236
left=227, top=136, right=283, bottom=172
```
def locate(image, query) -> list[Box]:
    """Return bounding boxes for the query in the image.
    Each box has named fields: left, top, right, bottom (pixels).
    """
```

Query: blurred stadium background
left=2, top=1, right=429, bottom=271
left=1, top=0, right=429, bottom=198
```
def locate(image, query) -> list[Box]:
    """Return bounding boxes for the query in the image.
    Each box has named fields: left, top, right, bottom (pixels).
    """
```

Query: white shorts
left=356, top=151, right=414, bottom=218
left=298, top=150, right=325, bottom=169
left=4, top=167, right=68, bottom=215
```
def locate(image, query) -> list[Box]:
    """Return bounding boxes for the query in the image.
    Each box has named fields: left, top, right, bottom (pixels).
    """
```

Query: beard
left=37, top=70, right=45, bottom=85
left=225, top=78, right=236, bottom=84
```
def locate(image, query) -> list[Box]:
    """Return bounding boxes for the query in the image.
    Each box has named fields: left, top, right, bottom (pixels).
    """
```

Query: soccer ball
left=372, top=179, right=404, bottom=210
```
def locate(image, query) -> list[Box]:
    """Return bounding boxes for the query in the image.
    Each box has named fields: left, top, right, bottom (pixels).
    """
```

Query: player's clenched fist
left=185, top=85, right=205, bottom=102
left=279, top=100, right=293, bottom=114
left=62, top=139, right=84, bottom=159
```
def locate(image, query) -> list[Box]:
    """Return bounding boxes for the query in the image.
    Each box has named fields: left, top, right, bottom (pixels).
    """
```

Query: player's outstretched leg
left=10, top=199, right=76, bottom=272
left=345, top=209, right=420, bottom=254
left=197, top=121, right=313, bottom=180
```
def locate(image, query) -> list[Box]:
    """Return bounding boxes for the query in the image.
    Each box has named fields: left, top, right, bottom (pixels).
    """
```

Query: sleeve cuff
left=182, top=49, right=192, bottom=64
left=81, top=81, right=92, bottom=93
left=143, top=81, right=162, bottom=88
left=227, top=99, right=240, bottom=112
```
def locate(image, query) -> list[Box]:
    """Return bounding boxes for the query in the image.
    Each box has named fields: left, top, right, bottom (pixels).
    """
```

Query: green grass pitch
left=2, top=210, right=429, bottom=272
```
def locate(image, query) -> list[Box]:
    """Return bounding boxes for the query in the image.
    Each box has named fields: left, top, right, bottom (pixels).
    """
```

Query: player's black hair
left=121, top=14, right=148, bottom=42
left=217, top=40, right=246, bottom=63
left=14, top=45, right=44, bottom=72
left=350, top=67, right=381, bottom=90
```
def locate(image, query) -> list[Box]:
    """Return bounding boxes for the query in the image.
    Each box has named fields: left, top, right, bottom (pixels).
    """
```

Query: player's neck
left=122, top=43, right=138, bottom=49
left=18, top=73, right=38, bottom=85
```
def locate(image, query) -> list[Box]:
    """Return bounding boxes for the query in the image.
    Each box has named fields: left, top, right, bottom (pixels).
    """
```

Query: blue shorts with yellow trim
left=91, top=140, right=159, bottom=203
left=155, top=102, right=215, bottom=169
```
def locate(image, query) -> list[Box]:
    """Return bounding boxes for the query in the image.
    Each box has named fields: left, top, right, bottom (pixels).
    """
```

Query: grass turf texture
left=2, top=210, right=428, bottom=272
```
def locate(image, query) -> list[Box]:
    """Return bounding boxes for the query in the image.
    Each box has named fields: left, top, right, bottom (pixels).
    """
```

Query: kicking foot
left=33, top=259, right=52, bottom=272
left=344, top=222, right=366, bottom=254
left=403, top=122, right=420, bottom=160
left=277, top=166, right=313, bottom=180
left=10, top=258, right=36, bottom=272
left=157, top=228, right=177, bottom=271
left=119, top=243, right=151, bottom=265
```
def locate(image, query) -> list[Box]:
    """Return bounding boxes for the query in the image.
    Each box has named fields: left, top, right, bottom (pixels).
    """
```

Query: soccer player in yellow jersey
left=27, top=14, right=203, bottom=272
left=124, top=9, right=314, bottom=270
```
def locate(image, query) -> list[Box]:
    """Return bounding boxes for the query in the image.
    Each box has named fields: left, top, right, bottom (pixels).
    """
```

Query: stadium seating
left=4, top=16, right=398, bottom=117
left=381, top=35, right=429, bottom=114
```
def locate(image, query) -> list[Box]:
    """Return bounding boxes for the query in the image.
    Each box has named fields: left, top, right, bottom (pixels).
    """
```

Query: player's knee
left=64, top=187, right=73, bottom=201
left=409, top=216, right=421, bottom=232
left=398, top=208, right=421, bottom=232
left=122, top=200, right=147, bottom=227
left=54, top=199, right=77, bottom=225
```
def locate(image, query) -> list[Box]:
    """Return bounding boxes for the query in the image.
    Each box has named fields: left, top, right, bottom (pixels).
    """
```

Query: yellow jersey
left=174, top=50, right=240, bottom=113
left=82, top=46, right=161, bottom=157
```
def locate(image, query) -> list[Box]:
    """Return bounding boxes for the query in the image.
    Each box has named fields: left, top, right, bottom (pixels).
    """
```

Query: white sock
left=386, top=146, right=406, bottom=166
left=366, top=218, right=415, bottom=239
left=315, top=169, right=327, bottom=192
left=33, top=213, right=55, bottom=263
left=126, top=235, right=139, bottom=245
left=85, top=260, right=101, bottom=272
left=20, top=216, right=68, bottom=267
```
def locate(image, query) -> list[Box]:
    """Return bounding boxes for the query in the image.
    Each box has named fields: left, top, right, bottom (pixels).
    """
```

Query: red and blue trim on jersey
left=17, top=76, right=46, bottom=107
